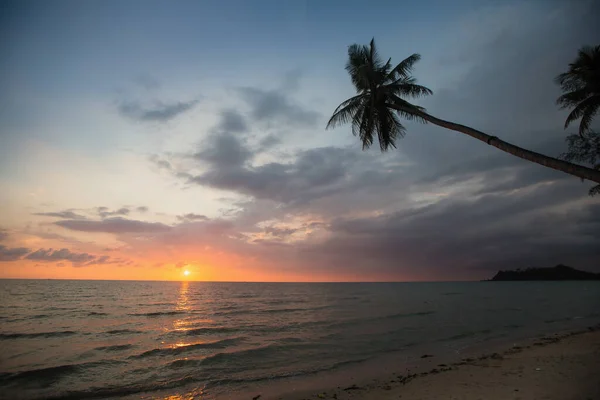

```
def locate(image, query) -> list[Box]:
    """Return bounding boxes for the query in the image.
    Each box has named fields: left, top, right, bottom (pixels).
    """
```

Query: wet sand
left=265, top=325, right=600, bottom=400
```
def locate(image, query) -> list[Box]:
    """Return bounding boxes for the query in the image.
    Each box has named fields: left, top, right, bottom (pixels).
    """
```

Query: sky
left=0, top=0, right=598, bottom=282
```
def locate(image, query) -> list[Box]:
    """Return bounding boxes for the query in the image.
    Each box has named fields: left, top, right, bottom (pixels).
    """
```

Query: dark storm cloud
left=118, top=99, right=199, bottom=122
left=0, top=245, right=31, bottom=261
left=313, top=178, right=600, bottom=279
left=33, top=210, right=87, bottom=220
left=55, top=217, right=171, bottom=234
left=402, top=0, right=598, bottom=166
left=238, top=87, right=320, bottom=128
left=177, top=213, right=209, bottom=222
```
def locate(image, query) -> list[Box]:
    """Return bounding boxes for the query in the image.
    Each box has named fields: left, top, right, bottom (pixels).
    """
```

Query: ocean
left=1, top=280, right=599, bottom=400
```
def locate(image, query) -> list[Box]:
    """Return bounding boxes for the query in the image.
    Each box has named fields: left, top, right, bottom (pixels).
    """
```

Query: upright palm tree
left=327, top=39, right=600, bottom=184
left=556, top=45, right=600, bottom=137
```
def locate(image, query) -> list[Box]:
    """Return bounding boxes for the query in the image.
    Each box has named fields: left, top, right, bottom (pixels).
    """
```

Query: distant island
left=489, top=264, right=600, bottom=281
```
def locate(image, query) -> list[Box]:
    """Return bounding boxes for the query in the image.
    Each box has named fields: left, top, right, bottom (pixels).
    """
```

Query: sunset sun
left=183, top=270, right=190, bottom=277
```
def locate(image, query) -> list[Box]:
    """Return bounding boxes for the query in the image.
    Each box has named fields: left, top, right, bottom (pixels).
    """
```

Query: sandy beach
left=271, top=326, right=600, bottom=400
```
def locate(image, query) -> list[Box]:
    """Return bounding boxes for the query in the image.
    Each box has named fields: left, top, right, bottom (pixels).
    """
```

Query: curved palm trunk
left=387, top=104, right=600, bottom=184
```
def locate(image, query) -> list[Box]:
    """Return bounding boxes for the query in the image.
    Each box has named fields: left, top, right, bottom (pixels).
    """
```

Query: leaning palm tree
left=556, top=45, right=600, bottom=137
left=327, top=39, right=600, bottom=184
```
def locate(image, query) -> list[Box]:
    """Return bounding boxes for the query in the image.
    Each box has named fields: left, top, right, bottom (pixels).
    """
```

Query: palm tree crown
left=326, top=39, right=431, bottom=151
left=556, top=45, right=600, bottom=136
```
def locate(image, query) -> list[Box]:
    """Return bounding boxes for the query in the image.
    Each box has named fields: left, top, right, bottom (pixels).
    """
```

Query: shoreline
left=239, top=324, right=600, bottom=400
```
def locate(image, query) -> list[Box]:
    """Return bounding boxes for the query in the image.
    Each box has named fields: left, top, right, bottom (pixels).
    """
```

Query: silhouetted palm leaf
left=556, top=45, right=600, bottom=136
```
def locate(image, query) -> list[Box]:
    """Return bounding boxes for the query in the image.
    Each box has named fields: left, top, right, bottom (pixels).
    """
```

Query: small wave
left=504, top=324, right=523, bottom=329
left=378, top=310, right=435, bottom=320
left=263, top=299, right=309, bottom=305
left=42, top=307, right=76, bottom=311
left=94, top=344, right=134, bottom=352
left=441, top=329, right=492, bottom=341
left=203, top=355, right=371, bottom=389
left=129, top=338, right=243, bottom=359
left=213, top=305, right=332, bottom=317
left=544, top=317, right=573, bottom=324
left=232, top=294, right=257, bottom=299
left=88, top=312, right=108, bottom=316
left=0, top=360, right=123, bottom=388
left=0, top=330, right=77, bottom=340
left=128, top=311, right=186, bottom=317
left=351, top=310, right=435, bottom=325
left=183, top=327, right=240, bottom=336
left=443, top=292, right=463, bottom=296
left=30, top=313, right=51, bottom=319
left=166, top=358, right=203, bottom=369
left=105, top=329, right=143, bottom=335
left=199, top=342, right=321, bottom=368
left=28, top=375, right=200, bottom=400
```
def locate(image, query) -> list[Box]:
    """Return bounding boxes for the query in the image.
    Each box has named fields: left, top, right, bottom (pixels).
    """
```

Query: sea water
left=1, top=280, right=599, bottom=399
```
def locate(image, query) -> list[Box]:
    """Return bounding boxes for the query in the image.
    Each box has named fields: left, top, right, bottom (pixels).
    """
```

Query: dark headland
left=489, top=264, right=600, bottom=281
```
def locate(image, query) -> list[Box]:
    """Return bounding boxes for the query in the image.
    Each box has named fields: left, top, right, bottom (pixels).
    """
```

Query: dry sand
left=275, top=327, right=600, bottom=400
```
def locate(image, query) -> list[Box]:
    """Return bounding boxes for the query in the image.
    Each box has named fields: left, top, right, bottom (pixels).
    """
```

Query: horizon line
left=0, top=277, right=480, bottom=284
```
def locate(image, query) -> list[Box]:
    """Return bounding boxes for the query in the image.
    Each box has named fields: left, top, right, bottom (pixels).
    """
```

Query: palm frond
left=556, top=88, right=591, bottom=108
left=386, top=53, right=421, bottom=81
left=557, top=44, right=600, bottom=136
left=576, top=100, right=599, bottom=135
left=564, top=96, right=600, bottom=134
left=386, top=82, right=433, bottom=98
left=368, top=38, right=384, bottom=70
left=376, top=107, right=405, bottom=151
left=388, top=95, right=428, bottom=123
left=346, top=44, right=370, bottom=92
left=354, top=102, right=375, bottom=149
left=326, top=94, right=367, bottom=129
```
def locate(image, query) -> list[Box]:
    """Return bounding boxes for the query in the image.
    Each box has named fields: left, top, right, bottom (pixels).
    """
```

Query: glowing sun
left=183, top=270, right=190, bottom=277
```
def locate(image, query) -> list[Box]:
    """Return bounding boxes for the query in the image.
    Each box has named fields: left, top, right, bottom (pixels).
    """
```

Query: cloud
left=55, top=217, right=172, bottom=234
left=0, top=229, right=7, bottom=242
left=23, top=248, right=122, bottom=267
left=133, top=74, right=161, bottom=90
left=238, top=86, right=320, bottom=128
left=136, top=206, right=149, bottom=213
left=118, top=99, right=199, bottom=122
left=25, top=248, right=96, bottom=264
left=0, top=245, right=31, bottom=262
left=316, top=179, right=600, bottom=278
left=193, top=132, right=253, bottom=169
left=149, top=154, right=174, bottom=171
left=96, top=207, right=130, bottom=219
left=33, top=210, right=87, bottom=220
left=177, top=213, right=209, bottom=222
left=264, top=226, right=298, bottom=238
left=216, top=109, right=249, bottom=133
left=188, top=145, right=365, bottom=204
